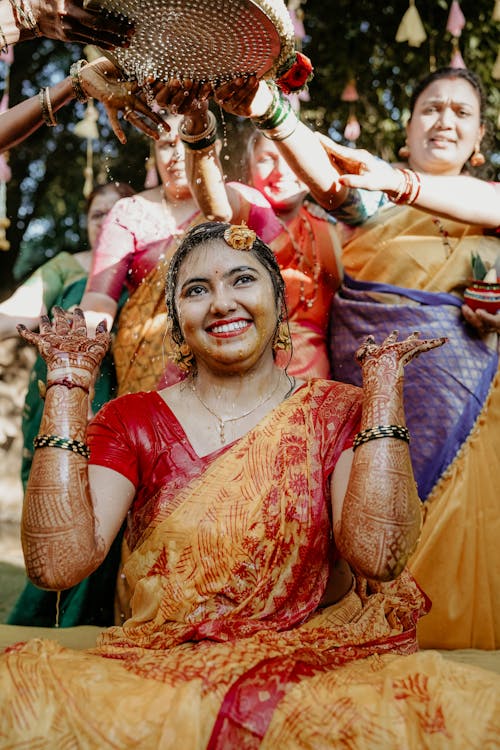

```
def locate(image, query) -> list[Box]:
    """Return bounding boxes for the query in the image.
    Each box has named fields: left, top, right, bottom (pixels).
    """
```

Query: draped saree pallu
left=1, top=381, right=499, bottom=748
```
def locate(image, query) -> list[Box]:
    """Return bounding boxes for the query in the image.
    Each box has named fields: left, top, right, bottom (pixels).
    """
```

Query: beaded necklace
left=432, top=216, right=455, bottom=258
left=276, top=207, right=321, bottom=309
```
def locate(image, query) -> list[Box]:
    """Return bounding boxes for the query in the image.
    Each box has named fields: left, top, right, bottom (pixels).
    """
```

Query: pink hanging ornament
left=450, top=41, right=466, bottom=69
left=341, top=79, right=359, bottom=102
left=344, top=112, right=361, bottom=142
left=446, top=0, right=465, bottom=37
left=0, top=153, right=11, bottom=183
left=287, top=3, right=305, bottom=41
left=396, top=0, right=427, bottom=47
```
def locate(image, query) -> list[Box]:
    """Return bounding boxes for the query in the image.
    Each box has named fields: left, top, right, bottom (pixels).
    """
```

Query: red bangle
left=390, top=168, right=421, bottom=205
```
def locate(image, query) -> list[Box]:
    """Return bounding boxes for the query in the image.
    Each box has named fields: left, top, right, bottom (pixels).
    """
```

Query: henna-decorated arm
left=332, top=331, right=447, bottom=581
left=18, top=307, right=134, bottom=590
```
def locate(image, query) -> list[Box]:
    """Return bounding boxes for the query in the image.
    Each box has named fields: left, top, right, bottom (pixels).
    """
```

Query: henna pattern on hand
left=338, top=332, right=446, bottom=581
left=18, top=308, right=109, bottom=589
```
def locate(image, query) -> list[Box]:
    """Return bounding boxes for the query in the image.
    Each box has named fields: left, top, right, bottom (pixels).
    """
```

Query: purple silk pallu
left=329, top=276, right=498, bottom=500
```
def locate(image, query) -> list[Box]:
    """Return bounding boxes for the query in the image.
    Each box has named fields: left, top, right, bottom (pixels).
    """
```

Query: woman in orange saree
left=2, top=222, right=498, bottom=748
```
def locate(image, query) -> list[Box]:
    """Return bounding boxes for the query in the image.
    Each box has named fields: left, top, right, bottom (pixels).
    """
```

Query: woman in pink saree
left=2, top=222, right=499, bottom=748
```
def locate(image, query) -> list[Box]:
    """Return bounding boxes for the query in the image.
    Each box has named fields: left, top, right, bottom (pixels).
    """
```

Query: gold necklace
left=191, top=374, right=284, bottom=445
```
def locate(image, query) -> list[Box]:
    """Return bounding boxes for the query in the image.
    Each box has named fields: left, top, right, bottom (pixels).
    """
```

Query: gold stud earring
left=398, top=142, right=410, bottom=160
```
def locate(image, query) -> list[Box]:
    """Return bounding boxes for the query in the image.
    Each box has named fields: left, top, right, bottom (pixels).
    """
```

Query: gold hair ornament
left=223, top=223, right=257, bottom=251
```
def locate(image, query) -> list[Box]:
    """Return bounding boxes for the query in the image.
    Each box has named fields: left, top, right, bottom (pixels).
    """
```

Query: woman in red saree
left=2, top=222, right=498, bottom=748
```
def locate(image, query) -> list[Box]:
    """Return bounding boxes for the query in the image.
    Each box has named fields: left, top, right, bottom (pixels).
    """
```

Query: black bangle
left=33, top=434, right=90, bottom=459
left=352, top=424, right=410, bottom=451
left=181, top=133, right=217, bottom=151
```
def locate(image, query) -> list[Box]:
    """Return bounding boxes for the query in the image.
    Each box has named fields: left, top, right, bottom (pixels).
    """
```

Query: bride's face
left=175, top=239, right=279, bottom=374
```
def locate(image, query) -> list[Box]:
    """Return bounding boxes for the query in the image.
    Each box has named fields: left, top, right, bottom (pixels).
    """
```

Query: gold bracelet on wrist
left=9, top=0, right=41, bottom=37
left=69, top=60, right=89, bottom=103
left=39, top=87, right=57, bottom=127
left=179, top=111, right=217, bottom=150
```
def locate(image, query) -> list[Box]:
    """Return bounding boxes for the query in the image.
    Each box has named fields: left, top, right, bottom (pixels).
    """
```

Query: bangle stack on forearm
left=251, top=81, right=299, bottom=141
left=389, top=168, right=421, bottom=205
left=179, top=110, right=217, bottom=151
left=39, top=87, right=57, bottom=127
left=9, top=0, right=40, bottom=37
left=70, top=59, right=89, bottom=103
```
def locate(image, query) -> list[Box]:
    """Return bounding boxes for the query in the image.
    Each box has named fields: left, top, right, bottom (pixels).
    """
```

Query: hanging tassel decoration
left=343, top=109, right=361, bottom=142
left=493, top=0, right=500, bottom=21
left=493, top=49, right=500, bottom=79
left=341, top=79, right=359, bottom=102
left=446, top=0, right=466, bottom=68
left=449, top=39, right=466, bottom=69
left=74, top=98, right=99, bottom=198
left=446, top=0, right=466, bottom=37
left=395, top=0, right=427, bottom=47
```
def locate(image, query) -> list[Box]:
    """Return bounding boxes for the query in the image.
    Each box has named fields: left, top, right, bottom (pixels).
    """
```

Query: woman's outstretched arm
left=331, top=331, right=446, bottom=581
left=18, top=307, right=133, bottom=590
left=317, top=136, right=500, bottom=228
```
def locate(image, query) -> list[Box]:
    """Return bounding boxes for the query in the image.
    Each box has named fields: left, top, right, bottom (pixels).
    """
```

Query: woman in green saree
left=2, top=181, right=134, bottom=627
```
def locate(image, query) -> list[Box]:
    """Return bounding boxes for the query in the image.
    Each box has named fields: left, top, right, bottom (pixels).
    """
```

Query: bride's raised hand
left=355, top=330, right=447, bottom=381
left=18, top=307, right=110, bottom=392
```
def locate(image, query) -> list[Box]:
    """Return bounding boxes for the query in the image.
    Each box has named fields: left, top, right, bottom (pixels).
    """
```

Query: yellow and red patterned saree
left=1, top=380, right=499, bottom=748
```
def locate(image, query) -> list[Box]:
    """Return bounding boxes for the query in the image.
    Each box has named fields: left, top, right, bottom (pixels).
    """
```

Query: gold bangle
left=69, top=60, right=89, bottom=103
left=9, top=0, right=41, bottom=37
left=179, top=110, right=217, bottom=144
left=39, top=87, right=57, bottom=127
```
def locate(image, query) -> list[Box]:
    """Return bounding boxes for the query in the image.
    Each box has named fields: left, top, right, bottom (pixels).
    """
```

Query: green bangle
left=352, top=424, right=410, bottom=451
left=33, top=434, right=90, bottom=459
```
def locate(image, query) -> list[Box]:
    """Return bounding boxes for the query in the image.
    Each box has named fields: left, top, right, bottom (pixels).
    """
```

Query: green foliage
left=0, top=1, right=498, bottom=297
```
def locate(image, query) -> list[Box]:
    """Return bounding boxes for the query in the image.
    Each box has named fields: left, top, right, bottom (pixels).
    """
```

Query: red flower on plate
left=276, top=52, right=314, bottom=94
